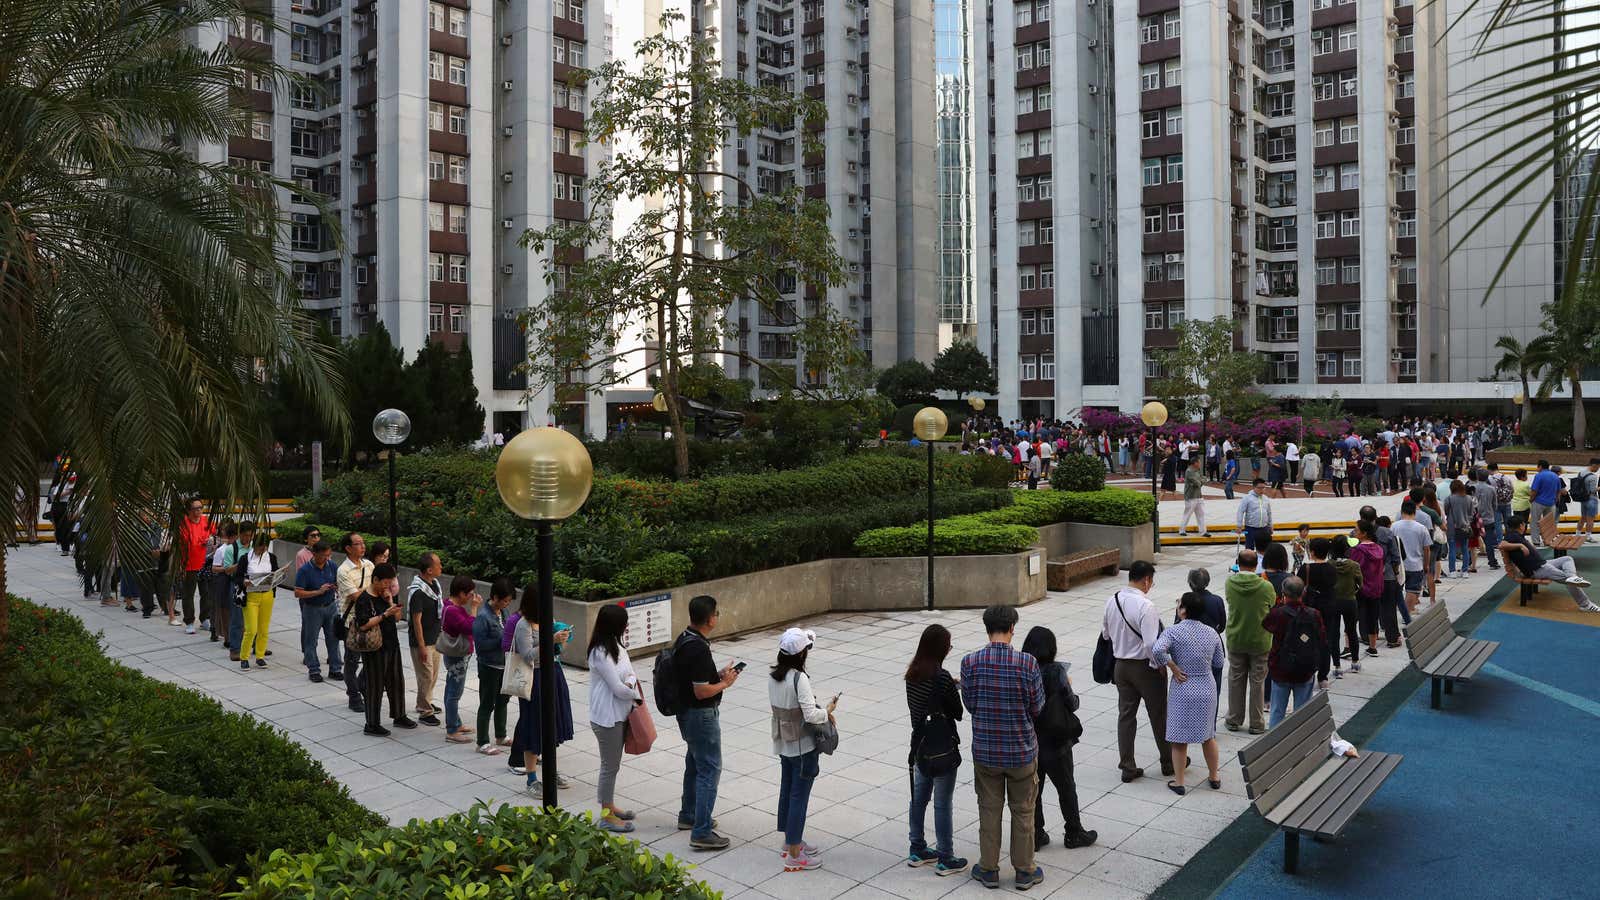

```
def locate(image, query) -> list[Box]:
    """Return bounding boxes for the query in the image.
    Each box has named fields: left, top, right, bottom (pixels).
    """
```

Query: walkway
left=6, top=516, right=1518, bottom=899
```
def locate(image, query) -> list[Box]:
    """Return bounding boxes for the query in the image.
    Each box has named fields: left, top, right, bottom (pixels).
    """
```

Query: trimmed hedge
left=233, top=803, right=716, bottom=899
left=854, top=521, right=1039, bottom=557
left=851, top=487, right=1154, bottom=558
left=0, top=598, right=382, bottom=896
left=980, top=488, right=1155, bottom=528
left=1051, top=452, right=1107, bottom=492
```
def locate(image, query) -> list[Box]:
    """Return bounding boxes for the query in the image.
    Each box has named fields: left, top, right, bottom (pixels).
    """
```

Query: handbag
left=1094, top=590, right=1142, bottom=684
left=502, top=647, right=535, bottom=700
left=787, top=671, right=839, bottom=755
left=623, top=684, right=657, bottom=754
left=1037, top=666, right=1083, bottom=745
left=345, top=602, right=383, bottom=654
left=436, top=629, right=470, bottom=657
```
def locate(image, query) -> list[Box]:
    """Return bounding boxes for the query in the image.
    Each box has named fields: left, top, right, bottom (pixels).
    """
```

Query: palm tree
left=1526, top=287, right=1600, bottom=448
left=0, top=0, right=347, bottom=643
left=1491, top=336, right=1543, bottom=435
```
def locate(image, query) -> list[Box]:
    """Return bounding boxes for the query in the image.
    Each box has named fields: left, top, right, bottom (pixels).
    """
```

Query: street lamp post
left=914, top=407, right=949, bottom=610
left=372, top=409, right=412, bottom=554
left=494, top=427, right=593, bottom=810
left=1141, top=401, right=1168, bottom=553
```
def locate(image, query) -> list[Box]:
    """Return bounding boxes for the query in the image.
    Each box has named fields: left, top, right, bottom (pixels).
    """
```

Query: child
left=1290, top=524, right=1311, bottom=573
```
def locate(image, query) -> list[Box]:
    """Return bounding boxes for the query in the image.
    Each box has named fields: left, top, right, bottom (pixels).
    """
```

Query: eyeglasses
left=188, top=505, right=202, bottom=512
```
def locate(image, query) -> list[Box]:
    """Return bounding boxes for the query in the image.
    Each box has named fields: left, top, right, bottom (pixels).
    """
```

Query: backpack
left=652, top=629, right=703, bottom=717
left=1571, top=472, right=1594, bottom=502
left=1036, top=665, right=1083, bottom=746
left=1277, top=606, right=1322, bottom=682
left=1349, top=541, right=1385, bottom=598
left=1492, top=473, right=1514, bottom=505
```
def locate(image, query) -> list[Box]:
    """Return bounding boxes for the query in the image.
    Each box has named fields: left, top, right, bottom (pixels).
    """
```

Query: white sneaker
left=184, top=624, right=196, bottom=635
left=1565, top=576, right=1592, bottom=587
left=1579, top=602, right=1600, bottom=613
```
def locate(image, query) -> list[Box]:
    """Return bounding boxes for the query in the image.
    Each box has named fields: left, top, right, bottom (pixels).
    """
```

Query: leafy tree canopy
left=932, top=341, right=997, bottom=399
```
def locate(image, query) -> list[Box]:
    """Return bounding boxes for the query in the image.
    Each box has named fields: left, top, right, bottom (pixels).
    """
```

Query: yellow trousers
left=242, top=590, right=274, bottom=660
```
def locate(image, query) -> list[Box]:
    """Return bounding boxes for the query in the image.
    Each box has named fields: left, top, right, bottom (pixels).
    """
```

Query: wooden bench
left=1402, top=602, right=1500, bottom=709
left=1237, top=691, right=1402, bottom=874
left=1046, top=546, right=1120, bottom=591
left=1497, top=547, right=1550, bottom=607
left=1538, top=514, right=1584, bottom=557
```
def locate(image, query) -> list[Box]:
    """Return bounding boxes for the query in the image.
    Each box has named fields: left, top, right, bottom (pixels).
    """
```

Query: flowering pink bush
left=1077, top=407, right=1358, bottom=448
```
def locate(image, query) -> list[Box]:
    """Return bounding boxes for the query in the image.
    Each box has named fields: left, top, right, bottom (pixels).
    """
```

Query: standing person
left=1182, top=568, right=1228, bottom=695
left=221, top=521, right=259, bottom=655
left=1442, top=480, right=1475, bottom=578
left=1038, top=434, right=1055, bottom=479
left=1152, top=592, right=1226, bottom=794
left=1300, top=447, right=1321, bottom=497
left=1512, top=469, right=1534, bottom=540
left=1102, top=563, right=1172, bottom=783
left=673, top=594, right=740, bottom=851
left=1330, top=451, right=1347, bottom=498
left=208, top=521, right=240, bottom=650
left=1575, top=459, right=1599, bottom=542
left=352, top=564, right=417, bottom=736
left=1237, top=479, right=1273, bottom=552
left=1178, top=458, right=1207, bottom=537
left=768, top=628, right=834, bottom=872
left=473, top=578, right=516, bottom=755
left=960, top=605, right=1044, bottom=892
left=407, top=553, right=445, bottom=727
left=1285, top=440, right=1301, bottom=486
left=1499, top=516, right=1599, bottom=612
left=1262, top=542, right=1292, bottom=597
left=1328, top=535, right=1370, bottom=664
left=293, top=540, right=342, bottom=684
left=1222, top=450, right=1239, bottom=500
left=293, top=525, right=321, bottom=570
left=336, top=533, right=374, bottom=713
left=174, top=497, right=214, bottom=635
left=1026, top=450, right=1041, bottom=491
left=1530, top=459, right=1562, bottom=537
left=1472, top=468, right=1503, bottom=569
left=439, top=575, right=481, bottom=744
left=238, top=532, right=278, bottom=671
left=1289, top=523, right=1311, bottom=573
left=508, top=585, right=576, bottom=790
left=905, top=625, right=970, bottom=877
left=1391, top=502, right=1433, bottom=616
left=1299, top=538, right=1357, bottom=681
left=1019, top=627, right=1097, bottom=853
left=1263, top=578, right=1328, bottom=728
left=1160, top=440, right=1178, bottom=494
left=1488, top=463, right=1515, bottom=543
left=1267, top=448, right=1287, bottom=498
left=1223, top=550, right=1273, bottom=734
left=588, top=604, right=642, bottom=834
left=1206, top=436, right=1221, bottom=483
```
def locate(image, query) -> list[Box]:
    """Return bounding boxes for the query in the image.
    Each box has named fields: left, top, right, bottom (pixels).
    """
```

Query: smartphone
left=732, top=661, right=748, bottom=674
left=831, top=691, right=843, bottom=704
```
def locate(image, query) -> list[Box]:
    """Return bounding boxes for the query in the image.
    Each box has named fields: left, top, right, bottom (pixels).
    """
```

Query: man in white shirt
left=1101, top=561, right=1171, bottom=784
left=1390, top=502, right=1433, bottom=613
left=1237, top=479, right=1273, bottom=551
left=1285, top=442, right=1300, bottom=485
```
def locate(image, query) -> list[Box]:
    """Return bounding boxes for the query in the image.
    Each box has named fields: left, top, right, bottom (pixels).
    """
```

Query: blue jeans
left=443, top=655, right=469, bottom=732
left=300, top=600, right=342, bottom=675
left=1244, top=527, right=1272, bottom=552
left=778, top=749, right=820, bottom=845
left=227, top=596, right=245, bottom=651
left=1223, top=479, right=1236, bottom=500
left=678, top=706, right=723, bottom=839
left=909, top=767, right=957, bottom=859
left=1484, top=520, right=1503, bottom=564
left=1269, top=679, right=1315, bottom=728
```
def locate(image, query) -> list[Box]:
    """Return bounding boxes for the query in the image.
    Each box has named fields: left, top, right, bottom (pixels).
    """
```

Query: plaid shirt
left=959, top=642, right=1044, bottom=768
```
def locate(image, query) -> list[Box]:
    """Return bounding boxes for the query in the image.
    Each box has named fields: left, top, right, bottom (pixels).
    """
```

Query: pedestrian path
left=6, top=539, right=1504, bottom=899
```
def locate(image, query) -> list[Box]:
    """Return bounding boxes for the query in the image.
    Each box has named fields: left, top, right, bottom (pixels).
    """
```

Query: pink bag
left=623, top=685, right=656, bottom=754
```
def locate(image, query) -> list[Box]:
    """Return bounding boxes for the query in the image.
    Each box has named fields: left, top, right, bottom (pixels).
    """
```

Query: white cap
left=778, top=627, right=815, bottom=655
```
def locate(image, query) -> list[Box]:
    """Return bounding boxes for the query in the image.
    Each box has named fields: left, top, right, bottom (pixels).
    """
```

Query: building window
left=1144, top=207, right=1163, bottom=234
left=1256, top=306, right=1298, bottom=342
left=1397, top=164, right=1417, bottom=192
left=1315, top=212, right=1336, bottom=240
left=1140, top=62, right=1160, bottom=92
left=1166, top=154, right=1183, bottom=183
left=448, top=56, right=469, bottom=86
left=1143, top=158, right=1163, bottom=187
left=1313, top=74, right=1335, bottom=102
left=1036, top=85, right=1052, bottom=111
left=1314, top=166, right=1334, bottom=193
left=1269, top=352, right=1298, bottom=383
left=448, top=205, right=467, bottom=233
left=1165, top=107, right=1183, bottom=135
left=1021, top=355, right=1038, bottom=380
left=1393, top=301, right=1417, bottom=331
left=1396, top=24, right=1414, bottom=54
left=1396, top=350, right=1418, bottom=377
left=1397, top=117, right=1415, bottom=145
left=1397, top=257, right=1418, bottom=284
left=1145, top=256, right=1166, bottom=283
left=1339, top=70, right=1358, bottom=98
left=1312, top=28, right=1333, bottom=55
left=1037, top=175, right=1053, bottom=199
left=1397, top=210, right=1417, bottom=238
left=429, top=2, right=445, bottom=31
left=1163, top=59, right=1181, bottom=87
left=1397, top=71, right=1415, bottom=99
left=555, top=0, right=585, bottom=23
left=1339, top=162, right=1360, bottom=191
left=448, top=7, right=467, bottom=37
left=1314, top=120, right=1334, bottom=148
left=1019, top=266, right=1037, bottom=291
left=1339, top=211, right=1360, bottom=237
left=1163, top=11, right=1181, bottom=39
left=448, top=106, right=468, bottom=135
left=1337, top=23, right=1357, bottom=51
left=1167, top=302, right=1186, bottom=329
left=1041, top=307, right=1054, bottom=332
left=448, top=155, right=467, bottom=184
left=429, top=252, right=445, bottom=282
left=1021, top=310, right=1037, bottom=335
left=1016, top=132, right=1035, bottom=159
left=1317, top=353, right=1337, bottom=378
left=1316, top=258, right=1338, bottom=285
left=429, top=51, right=445, bottom=81
left=1339, top=117, right=1359, bottom=144
left=429, top=304, right=445, bottom=333
left=428, top=151, right=445, bottom=181
left=1317, top=304, right=1336, bottom=330
left=1342, top=351, right=1362, bottom=378
left=1140, top=15, right=1161, bottom=43
left=449, top=254, right=468, bottom=283
left=1039, top=219, right=1053, bottom=244
left=429, top=102, right=445, bottom=131
left=1270, top=217, right=1297, bottom=251
left=449, top=305, right=466, bottom=332
left=1167, top=252, right=1185, bottom=280
left=1018, top=176, right=1037, bottom=202
left=1166, top=204, right=1184, bottom=232
left=428, top=202, right=445, bottom=232
left=1341, top=302, right=1361, bottom=330
left=1142, top=110, right=1161, bottom=140
left=1018, top=220, right=1037, bottom=245
left=1040, top=353, right=1055, bottom=380
left=1340, top=257, right=1361, bottom=284
left=1145, top=304, right=1166, bottom=328
left=1144, top=351, right=1164, bottom=379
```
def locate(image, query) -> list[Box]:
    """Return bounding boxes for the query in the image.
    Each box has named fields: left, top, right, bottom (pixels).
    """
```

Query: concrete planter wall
left=1035, top=521, right=1154, bottom=569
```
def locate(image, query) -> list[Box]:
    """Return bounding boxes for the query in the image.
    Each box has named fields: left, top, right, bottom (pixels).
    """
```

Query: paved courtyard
left=10, top=527, right=1504, bottom=899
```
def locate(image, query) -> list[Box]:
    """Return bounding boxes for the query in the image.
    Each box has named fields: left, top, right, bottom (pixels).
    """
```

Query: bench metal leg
left=1431, top=677, right=1442, bottom=709
left=1521, top=583, right=1533, bottom=607
left=1444, top=680, right=1454, bottom=695
left=1283, top=831, right=1300, bottom=874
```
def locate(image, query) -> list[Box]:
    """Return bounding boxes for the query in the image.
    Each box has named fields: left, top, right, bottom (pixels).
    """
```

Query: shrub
left=854, top=521, right=1039, bottom=557
left=232, top=803, right=717, bottom=900
left=1051, top=452, right=1107, bottom=492
left=1052, top=488, right=1157, bottom=526
left=0, top=598, right=383, bottom=888
left=1524, top=406, right=1600, bottom=450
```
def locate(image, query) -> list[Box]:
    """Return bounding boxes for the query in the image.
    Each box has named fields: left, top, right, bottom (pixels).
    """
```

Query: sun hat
left=778, top=627, right=815, bottom=655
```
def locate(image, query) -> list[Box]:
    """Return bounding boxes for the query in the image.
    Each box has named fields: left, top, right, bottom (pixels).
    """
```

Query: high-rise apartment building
left=935, top=0, right=983, bottom=348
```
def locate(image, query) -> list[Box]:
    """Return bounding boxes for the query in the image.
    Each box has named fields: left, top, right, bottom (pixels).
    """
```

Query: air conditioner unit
left=501, top=217, right=514, bottom=229
left=1165, top=252, right=1183, bottom=263
left=1088, top=84, right=1099, bottom=95
left=367, top=255, right=378, bottom=264
left=500, top=34, right=513, bottom=46
left=501, top=264, right=514, bottom=275
left=846, top=161, right=858, bottom=173
left=1086, top=0, right=1096, bottom=6
left=352, top=208, right=367, bottom=219
left=846, top=193, right=858, bottom=205
left=1279, top=37, right=1293, bottom=48
left=1387, top=65, right=1399, bottom=78
left=352, top=12, right=367, bottom=24
left=1087, top=38, right=1099, bottom=48
left=848, top=227, right=860, bottom=238
left=321, top=22, right=338, bottom=33
left=1266, top=83, right=1284, bottom=95
left=1388, top=21, right=1400, bottom=35
left=846, top=26, right=858, bottom=37
left=1089, top=218, right=1102, bottom=229
left=501, top=125, right=514, bottom=137
left=350, top=158, right=365, bottom=170
left=502, top=80, right=515, bottom=91
left=846, top=60, right=859, bottom=70
left=847, top=126, right=859, bottom=137
left=1390, top=253, right=1402, bottom=263
left=847, top=93, right=859, bottom=104
left=848, top=262, right=861, bottom=272
left=1089, top=262, right=1104, bottom=276
left=502, top=171, right=514, bottom=182
left=351, top=56, right=366, bottom=68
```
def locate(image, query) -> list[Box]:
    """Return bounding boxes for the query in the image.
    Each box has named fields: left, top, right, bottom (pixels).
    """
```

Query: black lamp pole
left=387, top=450, right=398, bottom=554
left=536, top=520, right=557, bottom=810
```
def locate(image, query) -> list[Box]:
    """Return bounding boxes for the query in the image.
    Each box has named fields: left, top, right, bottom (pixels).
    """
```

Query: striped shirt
left=959, top=642, right=1044, bottom=769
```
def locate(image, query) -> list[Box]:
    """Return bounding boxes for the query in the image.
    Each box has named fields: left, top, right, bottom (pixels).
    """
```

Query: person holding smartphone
left=507, top=584, right=575, bottom=791
left=768, top=628, right=833, bottom=872
left=673, top=594, right=740, bottom=851
left=354, top=563, right=417, bottom=737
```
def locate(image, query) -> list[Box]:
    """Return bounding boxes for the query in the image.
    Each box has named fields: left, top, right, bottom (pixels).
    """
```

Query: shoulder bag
left=1036, top=665, right=1083, bottom=746
left=436, top=623, right=471, bottom=657
left=344, top=600, right=383, bottom=654
left=502, top=638, right=535, bottom=700
left=623, top=683, right=657, bottom=754
left=787, top=671, right=839, bottom=755
left=1094, top=591, right=1142, bottom=684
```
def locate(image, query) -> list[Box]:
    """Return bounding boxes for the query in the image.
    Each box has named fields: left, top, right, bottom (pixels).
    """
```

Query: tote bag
left=502, top=650, right=535, bottom=700
left=623, top=685, right=657, bottom=754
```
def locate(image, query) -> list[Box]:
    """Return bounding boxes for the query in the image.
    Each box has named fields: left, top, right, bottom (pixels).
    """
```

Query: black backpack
left=1277, top=606, right=1322, bottom=682
left=1036, top=665, right=1083, bottom=746
left=652, top=629, right=701, bottom=717
left=1570, top=472, right=1593, bottom=502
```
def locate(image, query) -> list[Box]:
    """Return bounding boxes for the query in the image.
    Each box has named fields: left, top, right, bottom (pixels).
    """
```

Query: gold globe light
left=969, top=397, right=986, bottom=411
left=1140, top=401, right=1169, bottom=428
left=1513, top=392, right=1525, bottom=406
left=651, top=392, right=669, bottom=412
left=913, top=407, right=950, bottom=442
left=495, top=427, right=594, bottom=521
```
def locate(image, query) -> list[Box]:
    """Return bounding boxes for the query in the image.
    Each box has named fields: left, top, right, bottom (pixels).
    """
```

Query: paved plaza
left=11, top=531, right=1510, bottom=899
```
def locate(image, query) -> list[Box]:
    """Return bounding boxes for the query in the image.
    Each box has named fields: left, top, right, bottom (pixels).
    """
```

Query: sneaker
left=363, top=724, right=391, bottom=737
left=1365, top=647, right=1379, bottom=657
left=240, top=660, right=250, bottom=671
left=1014, top=867, right=1044, bottom=891
left=907, top=847, right=941, bottom=867
left=677, top=817, right=718, bottom=831
left=935, top=856, right=969, bottom=876
left=309, top=672, right=324, bottom=683
left=1351, top=662, right=1362, bottom=673
left=1580, top=602, right=1600, bottom=613
left=254, top=659, right=267, bottom=668
left=1332, top=668, right=1344, bottom=679
left=418, top=714, right=441, bottom=727
left=970, top=865, right=1000, bottom=889
left=690, top=832, right=731, bottom=851
left=1062, top=828, right=1098, bottom=849
left=393, top=717, right=418, bottom=729
left=327, top=670, right=344, bottom=682
left=507, top=763, right=527, bottom=775
left=348, top=701, right=366, bottom=713
left=524, top=780, right=541, bottom=796
left=184, top=624, right=196, bottom=635
left=200, top=619, right=210, bottom=631
left=477, top=744, right=503, bottom=755
left=782, top=851, right=822, bottom=872
left=1565, top=575, right=1592, bottom=587
left=780, top=842, right=821, bottom=857
left=555, top=773, right=571, bottom=789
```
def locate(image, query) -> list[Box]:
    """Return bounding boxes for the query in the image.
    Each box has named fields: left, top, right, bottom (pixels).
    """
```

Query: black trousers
left=362, top=648, right=405, bottom=728
left=1034, top=746, right=1083, bottom=836
left=1326, top=597, right=1361, bottom=667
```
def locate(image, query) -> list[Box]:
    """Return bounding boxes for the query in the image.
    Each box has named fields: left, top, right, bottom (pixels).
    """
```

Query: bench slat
left=1288, top=752, right=1403, bottom=837
left=1402, top=605, right=1450, bottom=656
left=1238, top=691, right=1330, bottom=769
left=1280, top=750, right=1393, bottom=834
left=1261, top=756, right=1344, bottom=824
left=1419, top=635, right=1469, bottom=677
left=1255, top=737, right=1339, bottom=817
left=1243, top=716, right=1334, bottom=801
left=1440, top=639, right=1498, bottom=681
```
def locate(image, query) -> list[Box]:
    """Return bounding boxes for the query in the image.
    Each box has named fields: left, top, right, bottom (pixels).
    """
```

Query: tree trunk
left=0, top=545, right=8, bottom=650
left=1574, top=370, right=1587, bottom=449
left=1521, top=372, right=1533, bottom=436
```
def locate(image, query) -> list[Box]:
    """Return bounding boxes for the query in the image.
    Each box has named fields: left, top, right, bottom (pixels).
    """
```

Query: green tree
left=339, top=323, right=408, bottom=456
left=0, top=0, right=346, bottom=642
left=1526, top=283, right=1600, bottom=448
left=875, top=359, right=938, bottom=407
left=1149, top=317, right=1266, bottom=421
left=1491, top=335, right=1544, bottom=435
left=406, top=341, right=485, bottom=447
left=932, top=340, right=998, bottom=399
left=521, top=14, right=855, bottom=478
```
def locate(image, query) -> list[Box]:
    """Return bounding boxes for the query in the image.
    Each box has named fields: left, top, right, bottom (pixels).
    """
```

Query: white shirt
left=1238, top=490, right=1273, bottom=529
left=1286, top=443, right=1299, bottom=462
left=587, top=644, right=638, bottom=728
left=246, top=549, right=274, bottom=579
left=1101, top=587, right=1161, bottom=667
left=1391, top=518, right=1431, bottom=572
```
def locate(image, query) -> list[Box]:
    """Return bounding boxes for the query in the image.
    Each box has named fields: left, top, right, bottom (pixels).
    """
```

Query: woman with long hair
left=472, top=578, right=516, bottom=755
left=587, top=603, right=640, bottom=833
left=1019, top=626, right=1097, bottom=851
left=507, top=584, right=574, bottom=793
left=770, top=628, right=833, bottom=872
left=903, top=624, right=969, bottom=876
